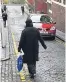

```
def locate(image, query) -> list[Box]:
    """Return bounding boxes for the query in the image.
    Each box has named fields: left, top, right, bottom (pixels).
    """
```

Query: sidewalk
left=0, top=3, right=2, bottom=81
left=0, top=6, right=5, bottom=81
left=0, top=22, right=5, bottom=82
left=0, top=32, right=1, bottom=82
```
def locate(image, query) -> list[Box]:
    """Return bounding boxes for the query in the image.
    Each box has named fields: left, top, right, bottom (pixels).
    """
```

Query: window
left=63, top=0, right=65, bottom=4
left=57, top=0, right=61, bottom=3
left=54, top=0, right=66, bottom=5
left=40, top=15, right=52, bottom=23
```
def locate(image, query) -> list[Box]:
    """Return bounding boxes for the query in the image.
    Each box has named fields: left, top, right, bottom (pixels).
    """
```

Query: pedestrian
left=18, top=18, right=47, bottom=78
left=1, top=5, right=4, bottom=13
left=29, top=8, right=32, bottom=13
left=21, top=5, right=24, bottom=14
left=2, top=11, right=7, bottom=27
left=3, top=5, right=7, bottom=12
left=1, top=5, right=7, bottom=13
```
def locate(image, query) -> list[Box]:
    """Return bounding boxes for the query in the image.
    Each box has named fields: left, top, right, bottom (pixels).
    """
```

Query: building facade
left=47, top=0, right=66, bottom=33
left=26, top=0, right=47, bottom=13
left=26, top=0, right=65, bottom=33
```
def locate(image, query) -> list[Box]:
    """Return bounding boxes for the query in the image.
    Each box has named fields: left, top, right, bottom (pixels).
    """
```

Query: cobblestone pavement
left=1, top=5, right=65, bottom=82
left=1, top=26, right=21, bottom=82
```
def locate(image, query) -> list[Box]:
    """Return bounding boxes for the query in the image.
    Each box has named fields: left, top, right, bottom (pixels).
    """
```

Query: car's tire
left=52, top=36, right=55, bottom=40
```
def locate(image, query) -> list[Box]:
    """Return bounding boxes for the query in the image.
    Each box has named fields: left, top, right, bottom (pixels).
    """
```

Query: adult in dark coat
left=3, top=5, right=7, bottom=11
left=1, top=5, right=7, bottom=13
left=2, top=11, right=7, bottom=27
left=21, top=6, right=24, bottom=14
left=18, top=18, right=47, bottom=78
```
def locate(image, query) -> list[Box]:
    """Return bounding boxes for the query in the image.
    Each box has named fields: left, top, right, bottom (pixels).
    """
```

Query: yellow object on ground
left=3, top=0, right=8, bottom=4
left=12, top=32, right=27, bottom=81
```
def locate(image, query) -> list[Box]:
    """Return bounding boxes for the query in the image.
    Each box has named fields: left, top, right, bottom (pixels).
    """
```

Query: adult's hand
left=44, top=45, right=47, bottom=49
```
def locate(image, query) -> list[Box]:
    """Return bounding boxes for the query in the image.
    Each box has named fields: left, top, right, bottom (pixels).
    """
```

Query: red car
left=29, top=14, right=56, bottom=40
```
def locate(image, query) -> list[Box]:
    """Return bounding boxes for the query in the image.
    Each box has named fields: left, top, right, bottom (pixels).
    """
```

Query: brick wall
left=27, top=0, right=47, bottom=13
left=35, top=0, right=47, bottom=13
left=52, top=2, right=65, bottom=33
left=27, top=0, right=34, bottom=4
left=47, top=3, right=52, bottom=17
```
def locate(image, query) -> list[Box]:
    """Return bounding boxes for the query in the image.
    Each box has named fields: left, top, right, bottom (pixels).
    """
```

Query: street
left=1, top=5, right=65, bottom=82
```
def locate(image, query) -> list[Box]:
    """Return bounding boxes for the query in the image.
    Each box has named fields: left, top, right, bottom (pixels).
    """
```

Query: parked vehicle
left=29, top=14, right=56, bottom=40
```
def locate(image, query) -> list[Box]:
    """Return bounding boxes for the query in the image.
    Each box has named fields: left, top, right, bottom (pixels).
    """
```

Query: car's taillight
left=46, top=28, right=50, bottom=31
left=50, top=26, right=55, bottom=30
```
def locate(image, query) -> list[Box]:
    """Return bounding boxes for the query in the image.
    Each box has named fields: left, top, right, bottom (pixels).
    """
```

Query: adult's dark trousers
left=27, top=62, right=36, bottom=75
left=3, top=20, right=6, bottom=27
left=22, top=10, right=24, bottom=15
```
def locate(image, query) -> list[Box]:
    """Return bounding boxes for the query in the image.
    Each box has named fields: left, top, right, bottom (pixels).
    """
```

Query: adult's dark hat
left=25, top=18, right=33, bottom=27
left=26, top=18, right=32, bottom=24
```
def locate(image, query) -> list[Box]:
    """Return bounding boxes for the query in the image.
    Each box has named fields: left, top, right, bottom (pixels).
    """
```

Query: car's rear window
left=40, top=15, right=51, bottom=23
left=30, top=15, right=41, bottom=22
left=30, top=15, right=52, bottom=23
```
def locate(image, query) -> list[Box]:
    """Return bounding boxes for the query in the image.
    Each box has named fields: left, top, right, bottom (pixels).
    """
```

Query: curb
left=12, top=32, right=32, bottom=82
left=56, top=35, right=65, bottom=42
left=56, top=30, right=65, bottom=41
left=12, top=32, right=26, bottom=81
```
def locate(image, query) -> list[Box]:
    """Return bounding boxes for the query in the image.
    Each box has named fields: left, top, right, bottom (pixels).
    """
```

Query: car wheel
left=52, top=36, right=55, bottom=40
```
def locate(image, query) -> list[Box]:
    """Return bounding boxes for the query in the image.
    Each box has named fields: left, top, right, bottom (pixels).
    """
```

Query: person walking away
left=1, top=5, right=4, bottom=13
left=1, top=5, right=7, bottom=13
left=2, top=11, right=7, bottom=27
left=18, top=18, right=47, bottom=78
left=29, top=8, right=32, bottom=13
left=3, top=5, right=7, bottom=12
left=21, top=6, right=24, bottom=14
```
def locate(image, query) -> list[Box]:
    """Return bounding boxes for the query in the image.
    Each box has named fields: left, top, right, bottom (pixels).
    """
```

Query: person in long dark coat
left=1, top=5, right=7, bottom=13
left=21, top=6, right=24, bottom=14
left=2, top=11, right=7, bottom=27
left=18, top=18, right=47, bottom=78
left=3, top=5, right=7, bottom=11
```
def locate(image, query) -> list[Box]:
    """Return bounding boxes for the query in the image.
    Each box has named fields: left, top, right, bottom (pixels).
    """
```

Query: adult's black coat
left=2, top=12, right=7, bottom=21
left=18, top=27, right=47, bottom=63
left=21, top=6, right=24, bottom=12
